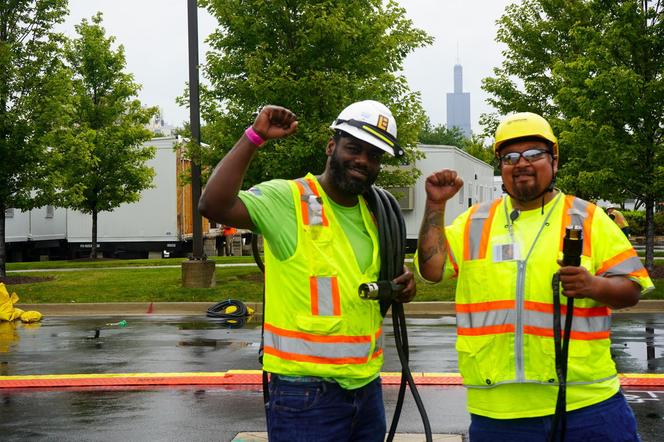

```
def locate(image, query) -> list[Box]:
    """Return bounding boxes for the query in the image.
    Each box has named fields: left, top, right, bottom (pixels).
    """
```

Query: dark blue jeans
left=469, top=391, right=640, bottom=442
left=266, top=375, right=386, bottom=442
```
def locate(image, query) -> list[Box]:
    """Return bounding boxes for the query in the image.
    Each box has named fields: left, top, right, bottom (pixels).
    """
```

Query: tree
left=0, top=0, right=71, bottom=277
left=53, top=13, right=157, bottom=260
left=482, top=0, right=663, bottom=272
left=419, top=121, right=496, bottom=169
left=195, top=0, right=432, bottom=189
left=418, top=122, right=466, bottom=147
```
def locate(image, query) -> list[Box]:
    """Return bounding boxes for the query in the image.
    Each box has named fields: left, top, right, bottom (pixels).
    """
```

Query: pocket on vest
left=456, top=334, right=512, bottom=386
left=296, top=315, right=342, bottom=334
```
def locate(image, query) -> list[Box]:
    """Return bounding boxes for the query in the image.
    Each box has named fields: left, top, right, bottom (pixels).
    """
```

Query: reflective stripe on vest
left=560, top=196, right=596, bottom=256
left=457, top=196, right=609, bottom=341
left=463, top=199, right=501, bottom=260
left=456, top=300, right=610, bottom=339
left=310, top=276, right=341, bottom=316
left=295, top=178, right=328, bottom=226
left=596, top=248, right=650, bottom=279
left=263, top=323, right=383, bottom=365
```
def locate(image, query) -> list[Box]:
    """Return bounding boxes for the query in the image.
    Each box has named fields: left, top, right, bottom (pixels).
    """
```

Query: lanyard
left=503, top=192, right=562, bottom=263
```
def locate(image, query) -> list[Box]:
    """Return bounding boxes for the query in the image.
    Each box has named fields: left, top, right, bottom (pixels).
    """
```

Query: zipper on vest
left=515, top=260, right=526, bottom=381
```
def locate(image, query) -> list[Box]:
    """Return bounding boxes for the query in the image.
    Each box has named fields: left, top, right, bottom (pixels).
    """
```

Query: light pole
left=182, top=0, right=215, bottom=288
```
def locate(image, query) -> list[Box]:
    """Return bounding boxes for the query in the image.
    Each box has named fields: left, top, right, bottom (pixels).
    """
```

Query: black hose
left=251, top=186, right=432, bottom=441
left=549, top=273, right=574, bottom=442
left=251, top=234, right=270, bottom=407
left=365, top=186, right=433, bottom=442
left=206, top=299, right=251, bottom=328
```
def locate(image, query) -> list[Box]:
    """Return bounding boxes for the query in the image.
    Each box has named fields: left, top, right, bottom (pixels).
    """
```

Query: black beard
left=329, top=148, right=378, bottom=195
left=511, top=179, right=541, bottom=202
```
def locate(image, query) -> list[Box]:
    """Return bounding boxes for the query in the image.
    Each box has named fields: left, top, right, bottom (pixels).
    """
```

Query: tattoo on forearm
left=419, top=208, right=446, bottom=264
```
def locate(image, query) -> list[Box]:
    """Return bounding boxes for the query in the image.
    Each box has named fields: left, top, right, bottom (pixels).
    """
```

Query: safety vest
left=610, top=209, right=629, bottom=228
left=261, top=173, right=384, bottom=380
left=453, top=194, right=647, bottom=389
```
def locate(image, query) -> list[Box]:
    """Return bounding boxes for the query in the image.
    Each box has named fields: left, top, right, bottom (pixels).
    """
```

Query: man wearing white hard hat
left=199, top=100, right=416, bottom=441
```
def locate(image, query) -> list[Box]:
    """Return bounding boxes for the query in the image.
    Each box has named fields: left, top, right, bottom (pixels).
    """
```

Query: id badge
left=492, top=235, right=520, bottom=262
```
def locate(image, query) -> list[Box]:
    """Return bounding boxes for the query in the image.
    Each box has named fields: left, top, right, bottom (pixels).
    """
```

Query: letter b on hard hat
left=330, top=100, right=403, bottom=157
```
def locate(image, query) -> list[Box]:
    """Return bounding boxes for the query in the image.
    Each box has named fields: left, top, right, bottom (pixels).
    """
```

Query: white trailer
left=65, top=136, right=189, bottom=259
left=5, top=205, right=67, bottom=261
left=391, top=144, right=495, bottom=250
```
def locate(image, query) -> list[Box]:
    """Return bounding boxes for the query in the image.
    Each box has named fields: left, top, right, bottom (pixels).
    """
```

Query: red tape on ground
left=0, top=372, right=662, bottom=390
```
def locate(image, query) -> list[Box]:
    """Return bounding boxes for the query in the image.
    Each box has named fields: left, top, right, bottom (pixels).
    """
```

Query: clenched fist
left=425, top=169, right=464, bottom=206
left=252, top=105, right=298, bottom=141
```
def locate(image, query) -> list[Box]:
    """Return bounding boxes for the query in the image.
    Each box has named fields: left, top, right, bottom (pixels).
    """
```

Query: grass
left=4, top=256, right=663, bottom=303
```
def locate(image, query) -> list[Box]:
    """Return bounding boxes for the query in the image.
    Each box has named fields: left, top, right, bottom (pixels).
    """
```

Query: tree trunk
left=91, top=209, right=98, bottom=260
left=0, top=202, right=5, bottom=278
left=644, top=197, right=655, bottom=274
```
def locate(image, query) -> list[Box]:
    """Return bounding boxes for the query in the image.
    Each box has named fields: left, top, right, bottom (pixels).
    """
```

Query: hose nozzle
left=358, top=281, right=404, bottom=301
left=562, top=226, right=583, bottom=267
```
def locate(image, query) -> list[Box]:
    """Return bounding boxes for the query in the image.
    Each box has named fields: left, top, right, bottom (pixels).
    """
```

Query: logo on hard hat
left=377, top=115, right=389, bottom=131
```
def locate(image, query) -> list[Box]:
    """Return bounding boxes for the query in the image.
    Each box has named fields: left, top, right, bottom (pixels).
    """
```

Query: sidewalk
left=16, top=299, right=664, bottom=316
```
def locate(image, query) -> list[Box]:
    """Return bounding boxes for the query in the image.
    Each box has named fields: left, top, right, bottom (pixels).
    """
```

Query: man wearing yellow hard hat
left=415, top=112, right=652, bottom=441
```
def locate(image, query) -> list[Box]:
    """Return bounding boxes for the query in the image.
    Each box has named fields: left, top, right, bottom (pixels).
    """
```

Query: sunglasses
left=499, top=148, right=551, bottom=166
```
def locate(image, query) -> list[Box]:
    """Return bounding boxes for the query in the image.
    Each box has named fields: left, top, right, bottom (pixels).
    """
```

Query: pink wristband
left=245, top=126, right=265, bottom=147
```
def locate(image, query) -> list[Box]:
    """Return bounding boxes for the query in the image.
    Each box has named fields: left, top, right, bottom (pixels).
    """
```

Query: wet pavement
left=0, top=313, right=663, bottom=441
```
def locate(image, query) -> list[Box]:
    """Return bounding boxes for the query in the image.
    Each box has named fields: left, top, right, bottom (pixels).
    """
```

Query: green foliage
left=482, top=0, right=664, bottom=269
left=0, top=0, right=71, bottom=275
left=196, top=0, right=432, bottom=188
left=52, top=14, right=156, bottom=216
left=419, top=121, right=497, bottom=170
left=624, top=210, right=664, bottom=236
left=419, top=122, right=466, bottom=147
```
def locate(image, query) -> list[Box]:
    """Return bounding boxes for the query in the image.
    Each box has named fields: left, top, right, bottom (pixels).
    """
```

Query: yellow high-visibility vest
left=261, top=174, right=384, bottom=382
left=444, top=193, right=652, bottom=417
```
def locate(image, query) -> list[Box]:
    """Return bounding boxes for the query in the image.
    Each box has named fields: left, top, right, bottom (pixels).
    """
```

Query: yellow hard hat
left=493, top=112, right=558, bottom=156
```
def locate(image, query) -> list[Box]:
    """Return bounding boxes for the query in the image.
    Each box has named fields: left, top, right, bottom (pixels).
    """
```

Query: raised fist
left=425, top=169, right=464, bottom=206
left=252, top=105, right=298, bottom=141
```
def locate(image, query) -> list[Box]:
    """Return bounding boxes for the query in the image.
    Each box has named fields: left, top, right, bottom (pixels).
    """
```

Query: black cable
left=206, top=299, right=251, bottom=329
left=251, top=185, right=432, bottom=441
left=251, top=234, right=269, bottom=407
left=549, top=273, right=574, bottom=442
left=206, top=299, right=249, bottom=318
left=365, top=187, right=433, bottom=442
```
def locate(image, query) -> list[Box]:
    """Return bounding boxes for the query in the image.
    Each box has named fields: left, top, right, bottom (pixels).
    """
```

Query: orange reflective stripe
left=457, top=324, right=514, bottom=336
left=264, top=323, right=372, bottom=344
left=524, top=301, right=609, bottom=317
left=583, top=203, right=596, bottom=256
left=559, top=195, right=574, bottom=251
left=331, top=277, right=341, bottom=316
left=463, top=205, right=480, bottom=261
left=445, top=238, right=458, bottom=276
left=264, top=346, right=370, bottom=365
left=305, top=178, right=328, bottom=226
left=596, top=249, right=638, bottom=276
left=309, top=276, right=319, bottom=315
left=523, top=325, right=610, bottom=340
left=478, top=199, right=501, bottom=259
left=630, top=268, right=650, bottom=278
left=456, top=300, right=515, bottom=313
left=295, top=181, right=310, bottom=225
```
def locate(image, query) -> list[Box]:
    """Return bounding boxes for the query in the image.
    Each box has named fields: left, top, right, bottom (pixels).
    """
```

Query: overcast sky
left=60, top=0, right=517, bottom=134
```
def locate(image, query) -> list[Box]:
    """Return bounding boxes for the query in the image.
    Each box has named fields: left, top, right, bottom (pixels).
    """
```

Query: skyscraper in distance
left=446, top=63, right=471, bottom=137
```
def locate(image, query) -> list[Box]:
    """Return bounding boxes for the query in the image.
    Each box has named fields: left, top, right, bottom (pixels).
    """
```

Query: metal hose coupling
left=358, top=281, right=405, bottom=301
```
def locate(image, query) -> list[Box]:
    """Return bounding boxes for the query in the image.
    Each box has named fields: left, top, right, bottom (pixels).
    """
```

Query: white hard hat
left=329, top=100, right=403, bottom=157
